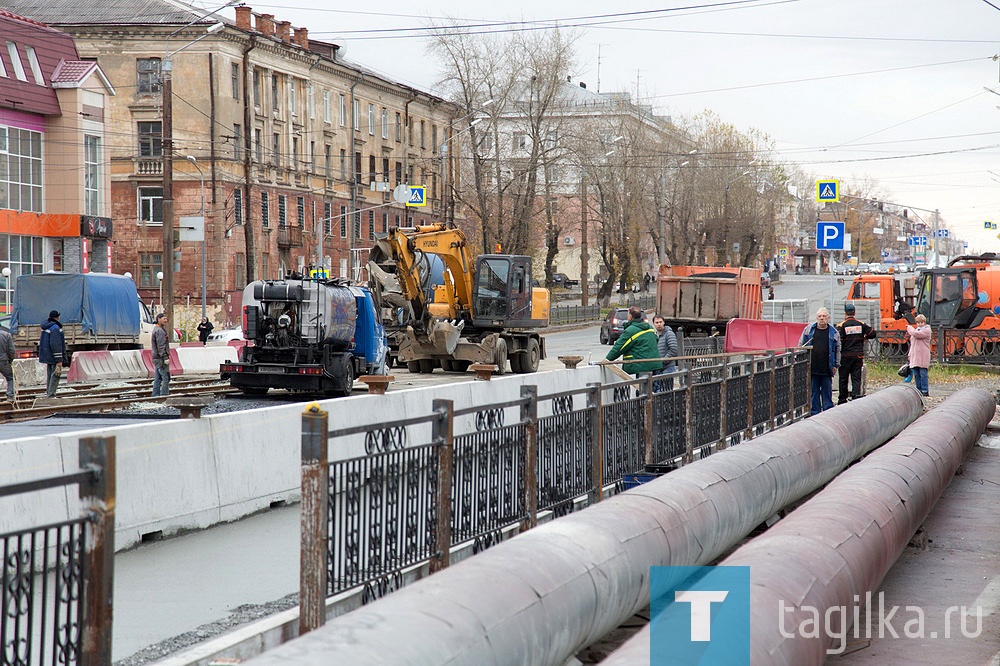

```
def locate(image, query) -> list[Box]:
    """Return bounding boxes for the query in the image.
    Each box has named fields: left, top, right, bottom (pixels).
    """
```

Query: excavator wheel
left=418, top=359, right=436, bottom=374
left=522, top=337, right=540, bottom=373
left=407, top=361, right=422, bottom=373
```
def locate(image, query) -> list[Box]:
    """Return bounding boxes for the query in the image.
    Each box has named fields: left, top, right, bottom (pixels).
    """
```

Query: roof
left=51, top=60, right=115, bottom=94
left=0, top=0, right=206, bottom=25
left=0, top=11, right=78, bottom=115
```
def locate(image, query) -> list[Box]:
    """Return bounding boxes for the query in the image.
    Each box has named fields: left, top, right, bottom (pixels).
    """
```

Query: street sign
left=881, top=250, right=889, bottom=258
left=392, top=184, right=412, bottom=205
left=405, top=186, right=427, bottom=207
left=816, top=221, right=845, bottom=250
left=815, top=179, right=840, bottom=202
left=309, top=267, right=329, bottom=279
left=985, top=221, right=997, bottom=230
left=779, top=248, right=787, bottom=257
left=179, top=216, right=204, bottom=242
left=937, top=229, right=949, bottom=237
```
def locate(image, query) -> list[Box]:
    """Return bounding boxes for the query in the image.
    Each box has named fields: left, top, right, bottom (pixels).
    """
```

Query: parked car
left=896, top=263, right=910, bottom=273
left=760, top=271, right=771, bottom=288
left=600, top=308, right=631, bottom=345
left=550, top=272, right=580, bottom=288
left=832, top=263, right=853, bottom=275
left=207, top=327, right=244, bottom=346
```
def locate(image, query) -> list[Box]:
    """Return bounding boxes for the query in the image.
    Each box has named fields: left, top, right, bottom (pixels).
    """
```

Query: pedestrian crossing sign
left=406, top=185, right=427, bottom=207
left=815, top=179, right=840, bottom=203
left=779, top=248, right=787, bottom=257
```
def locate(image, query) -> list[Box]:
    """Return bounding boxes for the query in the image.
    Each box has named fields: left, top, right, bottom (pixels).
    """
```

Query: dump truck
left=10, top=272, right=156, bottom=357
left=367, top=222, right=549, bottom=374
left=655, top=265, right=763, bottom=336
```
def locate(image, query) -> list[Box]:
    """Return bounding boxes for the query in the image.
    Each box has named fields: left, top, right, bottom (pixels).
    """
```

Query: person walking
left=836, top=302, right=876, bottom=404
left=651, top=315, right=678, bottom=373
left=0, top=325, right=15, bottom=402
left=603, top=306, right=663, bottom=377
left=38, top=310, right=66, bottom=398
left=906, top=313, right=932, bottom=397
left=197, top=316, right=214, bottom=345
left=151, top=312, right=171, bottom=396
left=799, top=307, right=841, bottom=415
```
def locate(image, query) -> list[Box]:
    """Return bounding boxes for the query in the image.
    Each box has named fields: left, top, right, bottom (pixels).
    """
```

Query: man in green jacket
left=604, top=307, right=663, bottom=376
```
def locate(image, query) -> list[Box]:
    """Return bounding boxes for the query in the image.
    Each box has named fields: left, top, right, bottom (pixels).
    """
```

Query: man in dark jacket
left=39, top=310, right=66, bottom=398
left=151, top=313, right=170, bottom=396
left=0, top=325, right=15, bottom=401
left=651, top=314, right=678, bottom=373
left=798, top=307, right=841, bottom=416
left=837, top=302, right=876, bottom=404
left=604, top=307, right=662, bottom=376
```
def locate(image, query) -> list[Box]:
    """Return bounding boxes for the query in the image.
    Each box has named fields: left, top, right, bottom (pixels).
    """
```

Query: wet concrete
left=112, top=504, right=299, bottom=662
left=834, top=435, right=1000, bottom=663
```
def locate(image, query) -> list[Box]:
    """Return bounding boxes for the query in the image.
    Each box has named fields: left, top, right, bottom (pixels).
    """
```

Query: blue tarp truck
left=10, top=272, right=155, bottom=356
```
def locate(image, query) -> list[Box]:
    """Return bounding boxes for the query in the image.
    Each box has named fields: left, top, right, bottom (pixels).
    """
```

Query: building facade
left=6, top=1, right=461, bottom=331
left=0, top=10, right=114, bottom=311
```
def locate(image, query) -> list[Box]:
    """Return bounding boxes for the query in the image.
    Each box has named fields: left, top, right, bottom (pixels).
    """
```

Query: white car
left=206, top=327, right=245, bottom=346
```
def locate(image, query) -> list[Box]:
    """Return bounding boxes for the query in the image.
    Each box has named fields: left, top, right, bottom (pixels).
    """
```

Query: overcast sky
left=219, top=0, right=1000, bottom=251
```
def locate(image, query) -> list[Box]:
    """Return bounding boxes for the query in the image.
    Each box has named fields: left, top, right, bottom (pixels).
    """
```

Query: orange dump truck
left=655, top=265, right=763, bottom=336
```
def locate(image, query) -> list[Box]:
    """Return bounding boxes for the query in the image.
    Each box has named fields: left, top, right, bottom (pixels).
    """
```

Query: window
left=324, top=202, right=332, bottom=236
left=254, top=129, right=263, bottom=162
left=0, top=50, right=6, bottom=77
left=339, top=205, right=347, bottom=237
left=353, top=99, right=359, bottom=130
left=137, top=121, right=162, bottom=157
left=271, top=133, right=280, bottom=166
left=354, top=211, right=361, bottom=239
left=324, top=145, right=331, bottom=178
left=354, top=152, right=362, bottom=182
left=431, top=173, right=438, bottom=201
left=382, top=212, right=388, bottom=234
left=339, top=149, right=346, bottom=180
left=278, top=195, right=287, bottom=228
left=431, top=125, right=437, bottom=154
left=308, top=84, right=314, bottom=119
left=252, top=68, right=261, bottom=107
left=297, top=196, right=305, bottom=227
left=137, top=58, right=161, bottom=94
left=339, top=94, right=346, bottom=126
left=233, top=124, right=243, bottom=161
left=261, top=253, right=269, bottom=281
left=368, top=155, right=376, bottom=182
left=25, top=47, right=43, bottom=85
left=368, top=104, right=375, bottom=135
left=6, top=43, right=25, bottom=82
left=231, top=63, right=240, bottom=99
left=139, top=253, right=162, bottom=288
left=234, top=188, right=243, bottom=225
left=261, top=191, right=270, bottom=227
left=395, top=162, right=402, bottom=186
left=271, top=74, right=280, bottom=112
left=310, top=141, right=316, bottom=173
left=292, top=136, right=300, bottom=169
left=515, top=133, right=527, bottom=149
left=382, top=158, right=390, bottom=182
left=234, top=253, right=246, bottom=289
left=420, top=120, right=426, bottom=149
left=395, top=112, right=402, bottom=142
left=368, top=211, right=375, bottom=241
left=84, top=135, right=101, bottom=216
left=323, top=90, right=330, bottom=122
left=289, top=79, right=297, bottom=116
left=138, top=187, right=163, bottom=224
left=381, top=108, right=389, bottom=139
left=545, top=130, right=558, bottom=148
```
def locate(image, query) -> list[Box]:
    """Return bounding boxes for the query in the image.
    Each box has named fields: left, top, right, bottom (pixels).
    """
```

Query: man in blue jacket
left=39, top=310, right=66, bottom=398
left=798, top=307, right=841, bottom=415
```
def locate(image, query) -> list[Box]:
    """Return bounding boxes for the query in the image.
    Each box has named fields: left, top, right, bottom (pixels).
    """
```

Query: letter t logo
left=675, top=590, right=729, bottom=641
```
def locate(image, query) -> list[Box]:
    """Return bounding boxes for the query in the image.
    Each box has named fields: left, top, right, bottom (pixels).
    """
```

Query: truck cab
left=913, top=267, right=992, bottom=329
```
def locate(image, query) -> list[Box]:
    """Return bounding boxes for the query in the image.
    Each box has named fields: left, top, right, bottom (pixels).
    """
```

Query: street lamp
left=156, top=271, right=164, bottom=312
left=161, top=15, right=228, bottom=338
left=186, top=155, right=207, bottom=317
left=1, top=267, right=9, bottom=314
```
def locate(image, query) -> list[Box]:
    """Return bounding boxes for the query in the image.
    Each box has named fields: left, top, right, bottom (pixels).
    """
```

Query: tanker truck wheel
left=494, top=338, right=508, bottom=375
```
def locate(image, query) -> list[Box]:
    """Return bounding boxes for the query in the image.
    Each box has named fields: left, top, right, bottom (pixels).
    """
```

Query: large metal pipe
left=601, top=388, right=994, bottom=666
left=248, top=387, right=923, bottom=666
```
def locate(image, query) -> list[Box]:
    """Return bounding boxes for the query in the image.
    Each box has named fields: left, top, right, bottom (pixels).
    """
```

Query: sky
left=207, top=0, right=1000, bottom=252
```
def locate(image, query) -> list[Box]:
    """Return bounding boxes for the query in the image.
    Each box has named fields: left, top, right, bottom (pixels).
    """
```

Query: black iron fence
left=550, top=304, right=600, bottom=325
left=298, top=349, right=811, bottom=633
left=867, top=328, right=1000, bottom=365
left=0, top=437, right=115, bottom=666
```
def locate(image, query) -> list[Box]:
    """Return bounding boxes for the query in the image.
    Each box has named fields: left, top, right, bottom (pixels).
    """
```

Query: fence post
left=431, top=399, right=454, bottom=573
left=937, top=327, right=945, bottom=364
left=79, top=436, right=115, bottom=666
left=643, top=374, right=654, bottom=465
left=788, top=350, right=796, bottom=422
left=684, top=367, right=695, bottom=465
left=587, top=382, right=604, bottom=502
left=718, top=359, right=729, bottom=451
left=521, top=385, right=538, bottom=530
left=299, top=403, right=329, bottom=635
left=768, top=350, right=777, bottom=432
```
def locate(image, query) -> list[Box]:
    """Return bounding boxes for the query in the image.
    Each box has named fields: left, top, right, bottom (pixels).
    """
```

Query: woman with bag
left=906, top=314, right=932, bottom=396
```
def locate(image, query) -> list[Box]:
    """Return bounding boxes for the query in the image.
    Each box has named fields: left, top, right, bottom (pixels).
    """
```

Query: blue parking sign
left=816, top=221, right=845, bottom=250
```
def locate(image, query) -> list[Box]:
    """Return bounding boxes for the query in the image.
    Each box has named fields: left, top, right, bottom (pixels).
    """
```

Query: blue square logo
left=650, top=566, right=750, bottom=665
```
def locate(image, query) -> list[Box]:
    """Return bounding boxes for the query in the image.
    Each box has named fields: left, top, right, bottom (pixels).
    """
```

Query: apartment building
left=5, top=0, right=461, bottom=326
left=0, top=10, right=114, bottom=310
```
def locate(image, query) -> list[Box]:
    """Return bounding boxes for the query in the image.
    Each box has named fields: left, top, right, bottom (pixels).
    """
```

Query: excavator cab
left=472, top=255, right=548, bottom=328
left=913, top=267, right=985, bottom=329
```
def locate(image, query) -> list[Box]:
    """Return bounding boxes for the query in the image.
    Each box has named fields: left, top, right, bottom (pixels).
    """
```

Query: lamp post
left=161, top=18, right=226, bottom=339
left=1, top=267, right=9, bottom=314
left=156, top=271, right=164, bottom=312
left=185, top=155, right=207, bottom=317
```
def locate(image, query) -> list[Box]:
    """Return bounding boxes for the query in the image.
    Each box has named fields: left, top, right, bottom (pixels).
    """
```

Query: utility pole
left=161, top=60, right=175, bottom=331
left=656, top=174, right=665, bottom=266
left=579, top=175, right=589, bottom=307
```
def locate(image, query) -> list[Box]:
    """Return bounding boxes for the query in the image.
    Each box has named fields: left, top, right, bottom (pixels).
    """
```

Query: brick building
left=6, top=0, right=461, bottom=331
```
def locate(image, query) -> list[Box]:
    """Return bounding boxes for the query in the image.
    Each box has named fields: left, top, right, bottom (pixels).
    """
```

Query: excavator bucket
left=426, top=318, right=464, bottom=355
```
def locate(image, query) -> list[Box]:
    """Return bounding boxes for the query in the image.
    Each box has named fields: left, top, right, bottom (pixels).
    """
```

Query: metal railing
left=298, top=349, right=810, bottom=633
left=549, top=304, right=600, bottom=325
left=0, top=437, right=116, bottom=666
left=867, top=328, right=1000, bottom=365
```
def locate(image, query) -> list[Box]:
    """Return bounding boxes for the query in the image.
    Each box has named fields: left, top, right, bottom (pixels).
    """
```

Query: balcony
left=277, top=225, right=303, bottom=248
left=136, top=158, right=162, bottom=176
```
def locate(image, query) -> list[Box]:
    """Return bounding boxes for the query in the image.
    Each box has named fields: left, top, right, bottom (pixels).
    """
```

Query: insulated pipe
left=249, top=386, right=923, bottom=666
left=601, top=388, right=994, bottom=666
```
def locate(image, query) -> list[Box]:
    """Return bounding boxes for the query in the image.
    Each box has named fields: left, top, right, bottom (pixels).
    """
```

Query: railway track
left=0, top=375, right=236, bottom=422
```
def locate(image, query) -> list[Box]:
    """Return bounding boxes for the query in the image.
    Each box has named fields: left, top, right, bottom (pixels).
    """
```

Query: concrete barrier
left=140, top=348, right=183, bottom=377
left=109, top=350, right=146, bottom=380
left=176, top=346, right=237, bottom=375
left=66, top=350, right=118, bottom=383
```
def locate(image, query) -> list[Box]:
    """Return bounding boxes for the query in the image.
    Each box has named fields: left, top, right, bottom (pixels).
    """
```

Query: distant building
left=0, top=9, right=115, bottom=310
left=4, top=0, right=461, bottom=327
